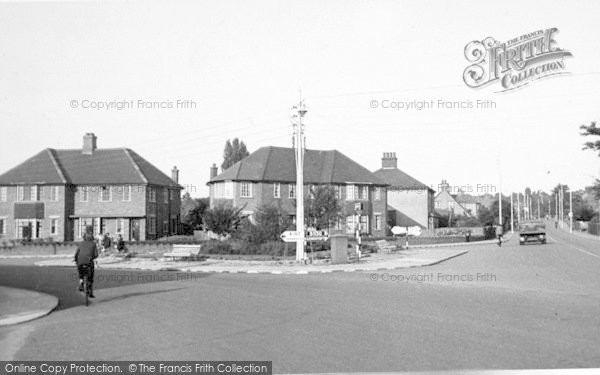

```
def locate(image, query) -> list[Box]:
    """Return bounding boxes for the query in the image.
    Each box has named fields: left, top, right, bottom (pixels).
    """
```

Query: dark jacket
left=102, top=235, right=112, bottom=249
left=74, top=240, right=98, bottom=266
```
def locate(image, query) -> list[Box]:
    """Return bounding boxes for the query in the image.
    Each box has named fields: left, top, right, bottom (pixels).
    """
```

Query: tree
left=180, top=194, right=209, bottom=234
left=477, top=205, right=494, bottom=226
left=237, top=203, right=292, bottom=244
left=202, top=204, right=244, bottom=236
left=221, top=138, right=250, bottom=171
left=303, top=185, right=344, bottom=230
left=580, top=121, right=600, bottom=156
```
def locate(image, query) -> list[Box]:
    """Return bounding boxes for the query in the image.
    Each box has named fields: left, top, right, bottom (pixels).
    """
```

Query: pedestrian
left=74, top=232, right=98, bottom=298
left=102, top=232, right=112, bottom=253
left=496, top=224, right=503, bottom=247
left=116, top=233, right=126, bottom=253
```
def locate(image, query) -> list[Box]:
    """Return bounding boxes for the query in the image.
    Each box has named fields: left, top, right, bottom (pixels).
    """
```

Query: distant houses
left=0, top=133, right=182, bottom=242
left=207, top=146, right=388, bottom=236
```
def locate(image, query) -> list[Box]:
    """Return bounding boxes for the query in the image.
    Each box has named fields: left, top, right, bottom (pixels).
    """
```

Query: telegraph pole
left=291, top=99, right=307, bottom=261
left=510, top=193, right=514, bottom=233
left=569, top=189, right=573, bottom=233
left=517, top=192, right=521, bottom=223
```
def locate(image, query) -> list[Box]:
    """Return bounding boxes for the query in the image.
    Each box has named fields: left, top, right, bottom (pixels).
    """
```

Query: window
left=148, top=187, right=157, bottom=202
left=240, top=182, right=252, bottom=198
left=333, top=185, right=341, bottom=200
left=50, top=186, right=59, bottom=201
left=17, top=185, right=38, bottom=201
left=356, top=185, right=368, bottom=200
left=346, top=216, right=356, bottom=234
left=0, top=187, right=6, bottom=202
left=0, top=218, right=5, bottom=235
left=51, top=218, right=59, bottom=235
left=213, top=182, right=234, bottom=198
left=346, top=185, right=354, bottom=200
left=79, top=218, right=93, bottom=238
left=148, top=217, right=156, bottom=234
left=163, top=221, right=168, bottom=234
left=273, top=183, right=281, bottom=198
left=375, top=214, right=382, bottom=230
left=163, top=188, right=169, bottom=204
left=288, top=184, right=296, bottom=198
left=80, top=187, right=89, bottom=202
left=38, top=186, right=44, bottom=201
left=374, top=187, right=381, bottom=201
left=169, top=190, right=175, bottom=201
left=360, top=215, right=369, bottom=233
left=99, top=186, right=112, bottom=202
left=123, top=186, right=131, bottom=201
left=116, top=218, right=125, bottom=235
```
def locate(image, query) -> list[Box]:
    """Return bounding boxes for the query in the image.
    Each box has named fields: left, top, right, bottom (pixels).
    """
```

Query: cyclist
left=74, top=232, right=98, bottom=298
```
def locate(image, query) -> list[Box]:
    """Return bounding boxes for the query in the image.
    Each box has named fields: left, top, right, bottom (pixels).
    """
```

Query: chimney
left=439, top=179, right=450, bottom=192
left=171, top=166, right=179, bottom=184
left=382, top=152, right=397, bottom=169
left=82, top=133, right=97, bottom=155
left=210, top=163, right=218, bottom=179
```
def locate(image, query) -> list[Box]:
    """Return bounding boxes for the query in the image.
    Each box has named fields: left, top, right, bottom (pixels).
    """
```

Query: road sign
left=391, top=226, right=406, bottom=235
left=280, top=230, right=303, bottom=242
left=305, top=228, right=329, bottom=241
left=407, top=226, right=422, bottom=236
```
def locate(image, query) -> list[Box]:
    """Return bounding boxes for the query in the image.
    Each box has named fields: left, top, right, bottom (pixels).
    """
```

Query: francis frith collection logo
left=463, top=28, right=572, bottom=92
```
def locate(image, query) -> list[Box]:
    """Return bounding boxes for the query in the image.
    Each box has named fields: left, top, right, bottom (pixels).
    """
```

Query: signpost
left=280, top=230, right=303, bottom=243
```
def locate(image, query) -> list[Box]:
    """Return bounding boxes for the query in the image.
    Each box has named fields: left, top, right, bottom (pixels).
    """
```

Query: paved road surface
left=1, top=224, right=599, bottom=373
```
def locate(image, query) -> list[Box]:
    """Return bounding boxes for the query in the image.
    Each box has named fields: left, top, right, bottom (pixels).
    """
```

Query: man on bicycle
left=74, top=232, right=98, bottom=298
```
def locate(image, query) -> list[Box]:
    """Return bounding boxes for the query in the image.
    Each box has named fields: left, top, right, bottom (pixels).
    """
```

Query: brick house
left=0, top=133, right=182, bottom=242
left=207, top=146, right=389, bottom=236
left=373, top=152, right=435, bottom=229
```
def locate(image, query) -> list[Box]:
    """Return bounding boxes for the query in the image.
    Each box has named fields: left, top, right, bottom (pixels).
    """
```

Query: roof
left=454, top=194, right=480, bottom=204
left=209, top=146, right=387, bottom=186
left=0, top=148, right=179, bottom=187
left=373, top=167, right=433, bottom=192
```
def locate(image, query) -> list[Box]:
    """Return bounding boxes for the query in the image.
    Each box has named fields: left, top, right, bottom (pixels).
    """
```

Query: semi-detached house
left=0, top=133, right=182, bottom=242
left=207, top=146, right=389, bottom=236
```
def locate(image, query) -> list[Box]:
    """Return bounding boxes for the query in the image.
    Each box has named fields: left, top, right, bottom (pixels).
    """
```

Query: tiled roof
left=0, top=148, right=179, bottom=187
left=373, top=167, right=433, bottom=192
left=209, top=146, right=387, bottom=185
left=455, top=194, right=480, bottom=204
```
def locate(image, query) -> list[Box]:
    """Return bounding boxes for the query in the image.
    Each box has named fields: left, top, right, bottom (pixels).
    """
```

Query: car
left=518, top=220, right=546, bottom=245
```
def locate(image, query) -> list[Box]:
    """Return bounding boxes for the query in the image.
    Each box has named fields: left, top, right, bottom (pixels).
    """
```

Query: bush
left=202, top=240, right=234, bottom=255
left=259, top=241, right=293, bottom=257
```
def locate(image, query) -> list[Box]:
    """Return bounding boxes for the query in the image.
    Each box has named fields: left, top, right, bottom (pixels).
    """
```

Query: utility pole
left=537, top=192, right=541, bottom=220
left=517, top=192, right=521, bottom=223
left=569, top=189, right=573, bottom=233
left=291, top=99, right=307, bottom=261
left=497, top=159, right=502, bottom=230
left=510, top=193, right=514, bottom=233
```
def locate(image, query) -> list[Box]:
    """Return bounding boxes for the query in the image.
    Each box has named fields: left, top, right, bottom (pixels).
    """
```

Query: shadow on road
left=0, top=265, right=212, bottom=310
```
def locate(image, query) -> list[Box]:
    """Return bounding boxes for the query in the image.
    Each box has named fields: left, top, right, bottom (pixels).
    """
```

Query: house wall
left=435, top=191, right=468, bottom=216
left=208, top=181, right=387, bottom=236
left=387, top=189, right=432, bottom=228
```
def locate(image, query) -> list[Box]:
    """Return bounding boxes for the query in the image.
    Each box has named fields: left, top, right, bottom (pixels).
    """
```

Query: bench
left=163, top=244, right=202, bottom=261
left=375, top=240, right=399, bottom=253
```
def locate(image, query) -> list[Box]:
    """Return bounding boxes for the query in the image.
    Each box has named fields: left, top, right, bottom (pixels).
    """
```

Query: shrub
left=202, top=240, right=234, bottom=255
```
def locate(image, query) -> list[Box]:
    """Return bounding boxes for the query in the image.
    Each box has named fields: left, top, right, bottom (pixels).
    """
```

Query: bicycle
left=79, top=264, right=92, bottom=306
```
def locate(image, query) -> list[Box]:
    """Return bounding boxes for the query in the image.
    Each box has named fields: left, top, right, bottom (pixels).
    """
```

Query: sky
left=1, top=0, right=599, bottom=198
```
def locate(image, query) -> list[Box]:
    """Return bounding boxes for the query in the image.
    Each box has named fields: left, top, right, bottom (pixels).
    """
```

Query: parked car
left=518, top=220, right=546, bottom=245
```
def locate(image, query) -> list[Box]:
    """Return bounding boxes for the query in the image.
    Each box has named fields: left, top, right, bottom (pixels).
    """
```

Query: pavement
left=0, top=286, right=58, bottom=327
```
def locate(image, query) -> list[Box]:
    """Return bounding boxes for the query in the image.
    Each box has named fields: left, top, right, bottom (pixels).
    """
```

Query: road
left=1, top=224, right=599, bottom=373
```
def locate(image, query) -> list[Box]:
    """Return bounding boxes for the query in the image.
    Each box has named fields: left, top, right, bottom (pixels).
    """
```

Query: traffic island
left=0, top=286, right=58, bottom=327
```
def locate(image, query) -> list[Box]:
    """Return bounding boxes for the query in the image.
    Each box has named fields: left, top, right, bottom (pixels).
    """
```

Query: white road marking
left=548, top=235, right=600, bottom=259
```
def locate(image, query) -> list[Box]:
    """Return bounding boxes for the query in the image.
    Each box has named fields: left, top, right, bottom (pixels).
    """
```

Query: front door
left=130, top=219, right=140, bottom=241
